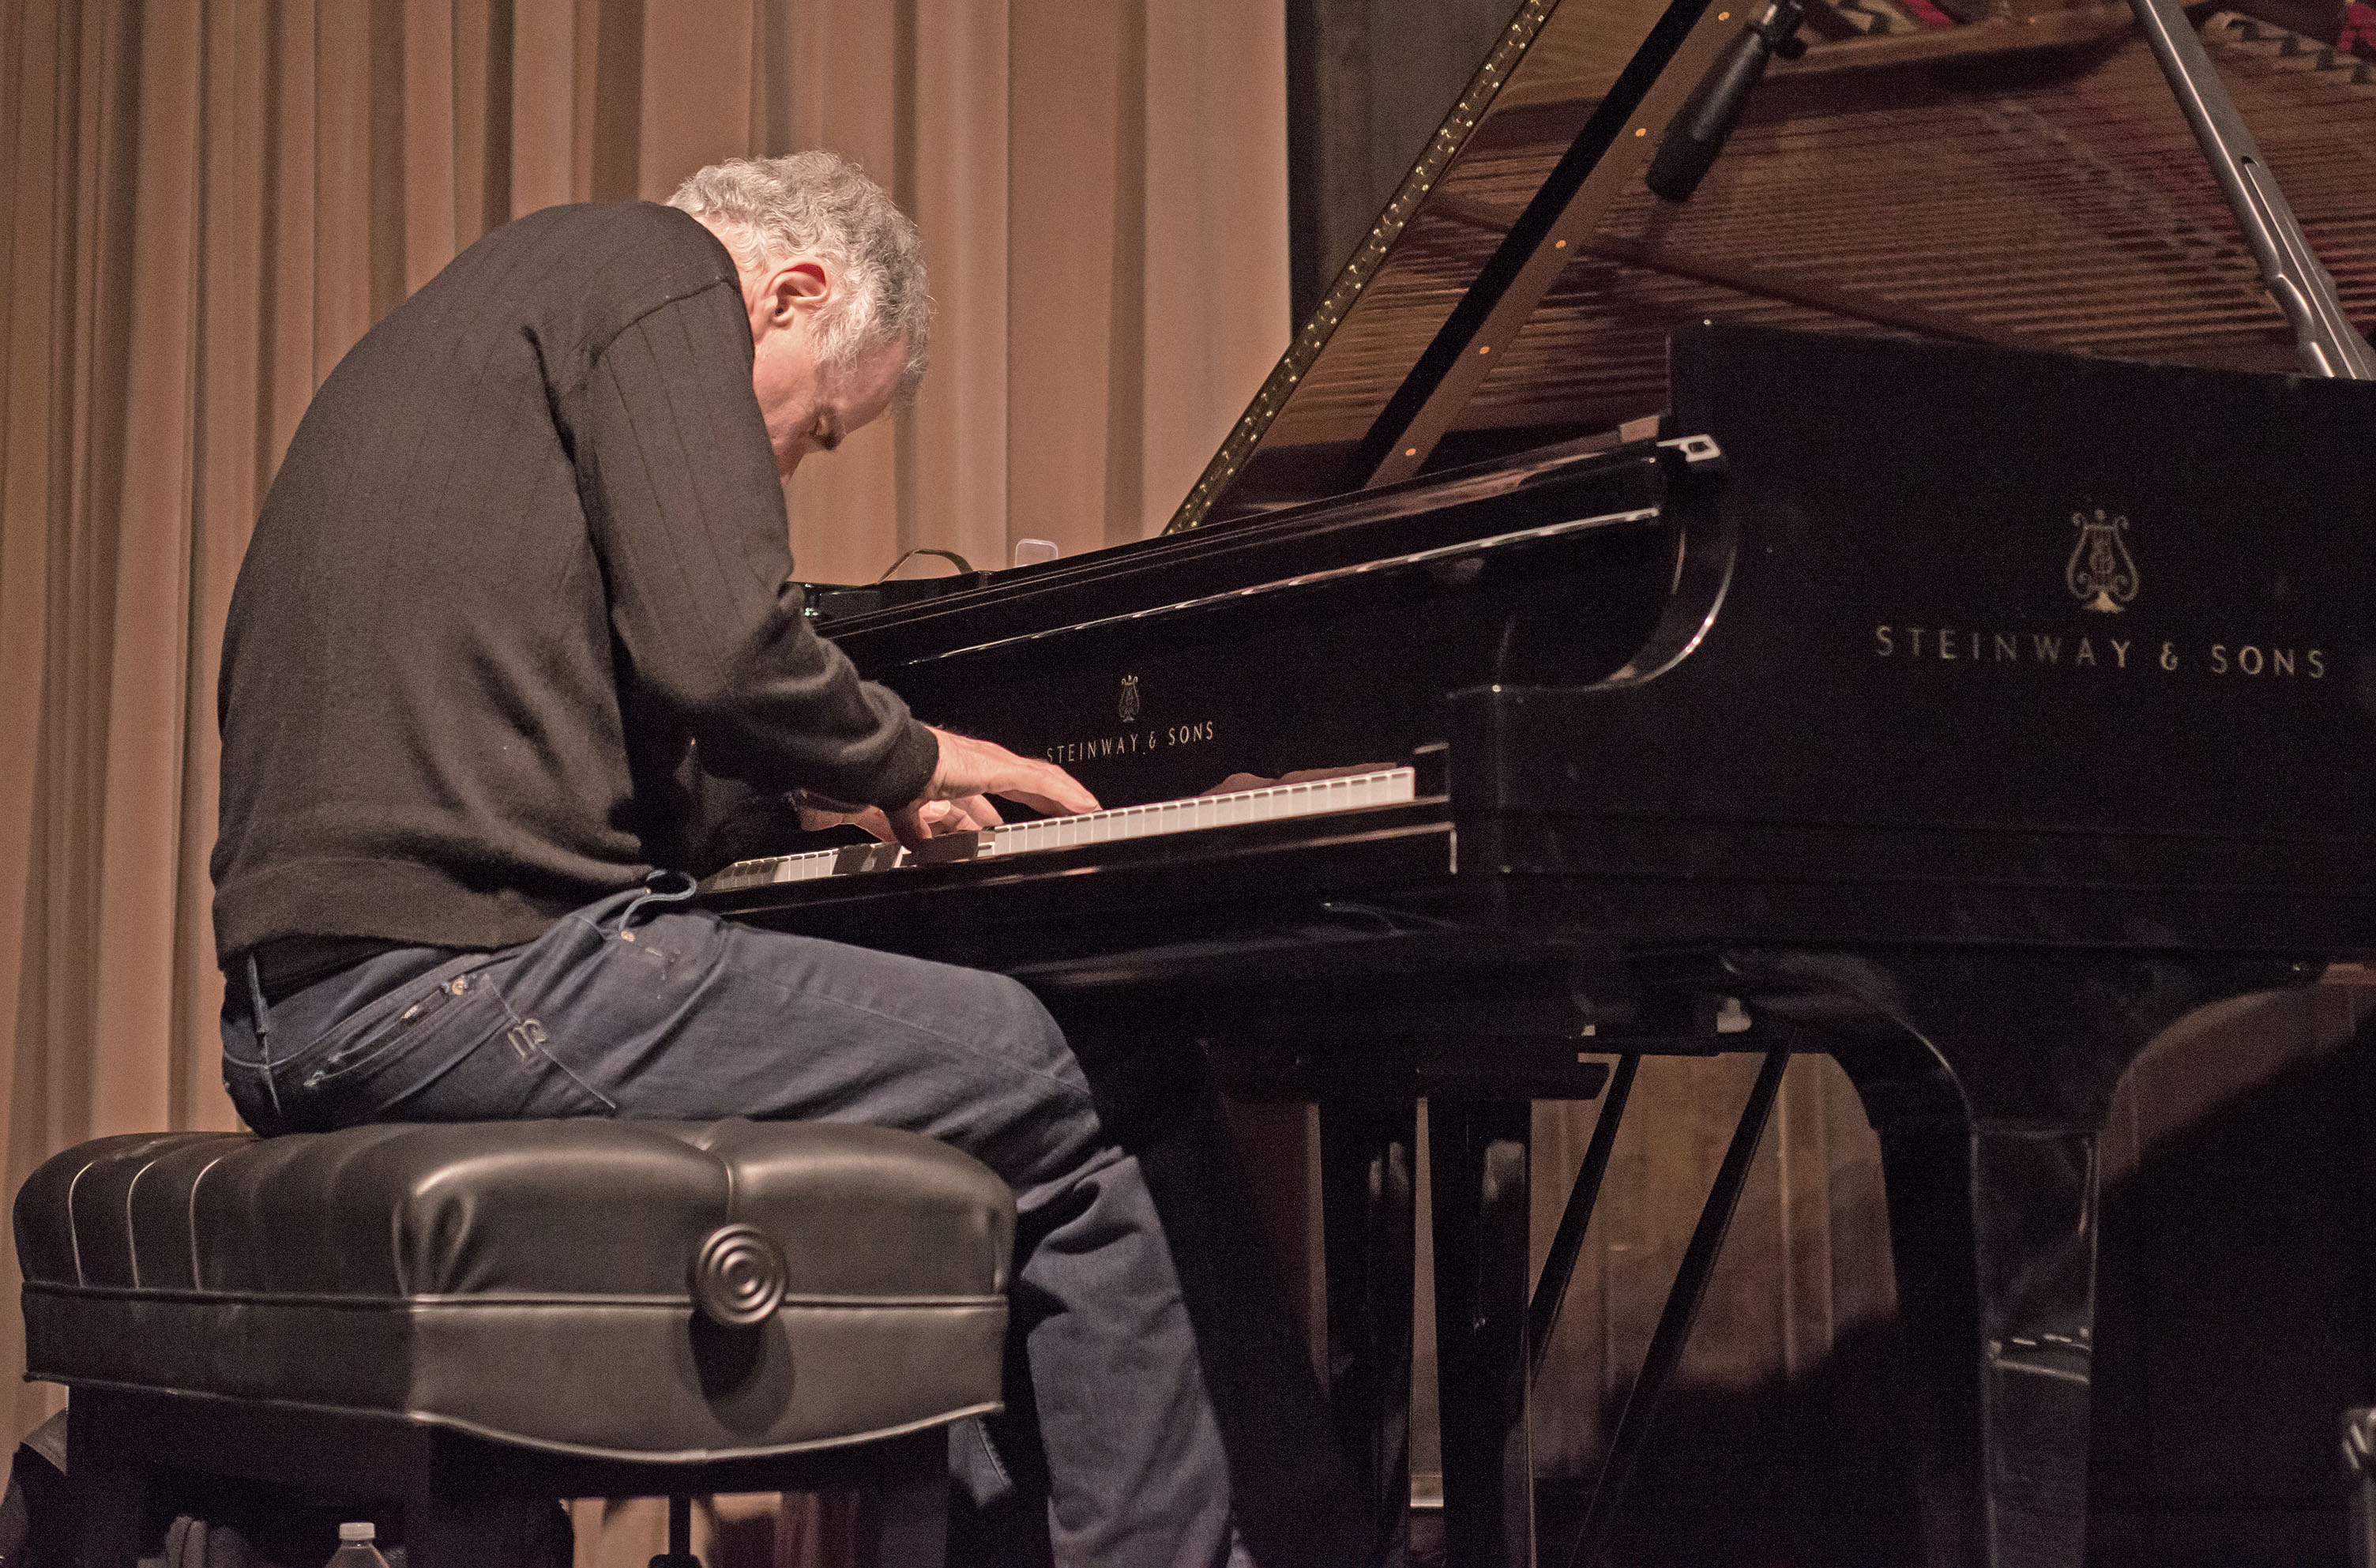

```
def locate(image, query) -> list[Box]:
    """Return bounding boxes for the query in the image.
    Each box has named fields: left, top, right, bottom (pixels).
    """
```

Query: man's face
left=739, top=254, right=906, bottom=481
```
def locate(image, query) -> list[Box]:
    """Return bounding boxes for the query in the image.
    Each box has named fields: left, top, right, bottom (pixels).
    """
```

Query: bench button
left=690, top=1224, right=786, bottom=1326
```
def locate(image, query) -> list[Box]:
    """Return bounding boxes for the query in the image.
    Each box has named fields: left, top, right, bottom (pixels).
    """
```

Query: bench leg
left=403, top=1494, right=562, bottom=1568
left=854, top=1432, right=948, bottom=1568
left=70, top=1457, right=147, bottom=1568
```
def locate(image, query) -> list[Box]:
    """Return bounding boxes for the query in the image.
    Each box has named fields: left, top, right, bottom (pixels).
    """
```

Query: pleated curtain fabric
left=0, top=0, right=1288, bottom=1517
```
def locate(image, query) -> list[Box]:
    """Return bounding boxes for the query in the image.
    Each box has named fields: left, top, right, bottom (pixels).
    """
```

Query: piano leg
left=1428, top=1098, right=1535, bottom=1568
left=1321, top=1100, right=1419, bottom=1568
left=1844, top=1047, right=1987, bottom=1568
left=1811, top=949, right=2306, bottom=1568
left=1853, top=1057, right=2100, bottom=1568
left=1970, top=1122, right=2100, bottom=1566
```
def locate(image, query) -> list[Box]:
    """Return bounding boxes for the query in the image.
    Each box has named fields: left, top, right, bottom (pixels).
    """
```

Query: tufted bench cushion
left=16, top=1120, right=1013, bottom=1462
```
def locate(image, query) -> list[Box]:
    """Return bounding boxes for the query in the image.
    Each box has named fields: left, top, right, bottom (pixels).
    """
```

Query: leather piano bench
left=14, top=1119, right=1015, bottom=1567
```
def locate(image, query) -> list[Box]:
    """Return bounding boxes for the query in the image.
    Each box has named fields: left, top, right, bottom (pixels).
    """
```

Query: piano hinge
left=1656, top=434, right=1724, bottom=473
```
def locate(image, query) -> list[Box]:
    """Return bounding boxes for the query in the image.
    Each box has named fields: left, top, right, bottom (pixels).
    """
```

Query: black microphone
left=1645, top=0, right=1807, bottom=202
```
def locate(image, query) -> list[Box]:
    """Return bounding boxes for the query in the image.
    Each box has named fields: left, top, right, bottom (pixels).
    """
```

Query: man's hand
left=1197, top=763, right=1393, bottom=797
left=883, top=727, right=1097, bottom=850
left=799, top=728, right=1097, bottom=852
left=795, top=795, right=974, bottom=842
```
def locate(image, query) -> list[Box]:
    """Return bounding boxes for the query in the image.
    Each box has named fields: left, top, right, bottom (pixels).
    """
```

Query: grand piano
left=701, top=2, right=2376, bottom=1563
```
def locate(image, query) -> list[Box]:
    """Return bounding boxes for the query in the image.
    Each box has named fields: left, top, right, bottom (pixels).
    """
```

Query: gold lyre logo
left=2066, top=509, right=2139, bottom=613
left=1118, top=674, right=1141, bottom=723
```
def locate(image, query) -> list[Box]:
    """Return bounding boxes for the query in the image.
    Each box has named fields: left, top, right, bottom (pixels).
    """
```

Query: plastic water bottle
left=328, top=1521, right=389, bottom=1568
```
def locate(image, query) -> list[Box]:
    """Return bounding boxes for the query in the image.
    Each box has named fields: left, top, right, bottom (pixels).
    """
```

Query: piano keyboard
left=699, top=766, right=1418, bottom=897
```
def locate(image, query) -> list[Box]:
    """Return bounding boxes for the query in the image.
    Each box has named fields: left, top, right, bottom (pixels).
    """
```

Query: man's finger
left=886, top=803, right=934, bottom=852
left=991, top=792, right=1061, bottom=818
left=1003, top=769, right=1097, bottom=817
left=922, top=727, right=1100, bottom=817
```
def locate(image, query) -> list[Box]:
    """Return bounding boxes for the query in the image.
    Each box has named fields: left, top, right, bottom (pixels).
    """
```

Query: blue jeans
left=221, top=879, right=1245, bottom=1568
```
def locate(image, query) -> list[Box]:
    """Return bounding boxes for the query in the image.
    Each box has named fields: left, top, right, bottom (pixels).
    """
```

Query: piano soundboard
left=698, top=765, right=1419, bottom=897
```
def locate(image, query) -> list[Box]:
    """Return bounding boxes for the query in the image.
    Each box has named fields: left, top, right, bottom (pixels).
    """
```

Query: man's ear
left=758, top=258, right=831, bottom=329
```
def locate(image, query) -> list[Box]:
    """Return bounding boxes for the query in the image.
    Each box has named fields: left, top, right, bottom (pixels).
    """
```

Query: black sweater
left=211, top=202, right=936, bottom=963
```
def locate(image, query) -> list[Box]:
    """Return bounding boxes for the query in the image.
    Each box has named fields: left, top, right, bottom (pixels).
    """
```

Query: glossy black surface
left=1463, top=324, right=2376, bottom=912
left=716, top=325, right=2376, bottom=1568
left=810, top=441, right=1683, bottom=812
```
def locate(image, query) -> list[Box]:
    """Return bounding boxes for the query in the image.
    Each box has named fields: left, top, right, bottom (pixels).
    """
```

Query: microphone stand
left=1645, top=0, right=1809, bottom=202
left=2126, top=0, right=2374, bottom=378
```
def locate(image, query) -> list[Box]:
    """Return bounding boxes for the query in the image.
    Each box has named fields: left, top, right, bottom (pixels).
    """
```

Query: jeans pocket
left=289, top=972, right=614, bottom=1127
left=287, top=961, right=506, bottom=1091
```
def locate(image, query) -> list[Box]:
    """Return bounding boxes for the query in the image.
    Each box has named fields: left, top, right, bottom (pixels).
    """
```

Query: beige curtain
left=0, top=0, right=1288, bottom=1531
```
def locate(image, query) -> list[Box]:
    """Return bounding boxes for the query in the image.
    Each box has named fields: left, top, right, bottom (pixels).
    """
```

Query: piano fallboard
left=808, top=439, right=1702, bottom=812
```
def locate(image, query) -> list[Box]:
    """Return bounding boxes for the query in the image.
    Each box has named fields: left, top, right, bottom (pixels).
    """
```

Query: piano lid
left=1168, top=0, right=2376, bottom=533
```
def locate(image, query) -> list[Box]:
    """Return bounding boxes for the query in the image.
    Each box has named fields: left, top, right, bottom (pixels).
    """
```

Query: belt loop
left=611, top=870, right=699, bottom=934
left=244, top=952, right=283, bottom=1122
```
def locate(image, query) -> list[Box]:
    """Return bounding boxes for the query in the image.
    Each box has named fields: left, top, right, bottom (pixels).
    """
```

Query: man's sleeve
left=649, top=743, right=814, bottom=879
left=566, top=279, right=938, bottom=810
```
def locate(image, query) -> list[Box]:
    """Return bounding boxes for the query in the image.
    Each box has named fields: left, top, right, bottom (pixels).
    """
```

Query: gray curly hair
left=668, top=152, right=931, bottom=408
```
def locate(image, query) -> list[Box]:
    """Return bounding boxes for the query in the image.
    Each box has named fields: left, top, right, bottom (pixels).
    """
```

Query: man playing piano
left=211, top=152, right=1321, bottom=1568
